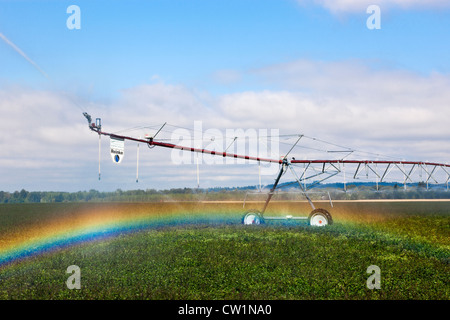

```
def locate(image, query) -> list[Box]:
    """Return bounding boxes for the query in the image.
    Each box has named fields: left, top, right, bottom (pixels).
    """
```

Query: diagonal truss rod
left=421, top=164, right=438, bottom=184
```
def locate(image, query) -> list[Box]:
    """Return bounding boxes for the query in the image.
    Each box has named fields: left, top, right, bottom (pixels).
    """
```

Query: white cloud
left=237, top=59, right=450, bottom=161
left=296, top=0, right=450, bottom=13
left=2, top=59, right=450, bottom=191
left=1, top=88, right=90, bottom=161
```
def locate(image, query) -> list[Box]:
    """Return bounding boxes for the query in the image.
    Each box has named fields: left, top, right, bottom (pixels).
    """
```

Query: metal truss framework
left=86, top=123, right=450, bottom=188
left=84, top=113, right=450, bottom=222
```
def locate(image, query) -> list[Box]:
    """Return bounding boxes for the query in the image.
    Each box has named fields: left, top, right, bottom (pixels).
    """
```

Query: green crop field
left=0, top=201, right=448, bottom=300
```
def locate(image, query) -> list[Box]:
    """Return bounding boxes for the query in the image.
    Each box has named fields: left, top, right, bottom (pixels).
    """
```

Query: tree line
left=0, top=188, right=251, bottom=203
left=0, top=184, right=449, bottom=204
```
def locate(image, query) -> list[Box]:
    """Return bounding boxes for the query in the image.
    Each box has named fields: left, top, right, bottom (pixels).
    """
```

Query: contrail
left=0, top=32, right=48, bottom=79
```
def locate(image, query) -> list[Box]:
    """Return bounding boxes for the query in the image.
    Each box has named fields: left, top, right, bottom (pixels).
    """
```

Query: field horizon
left=0, top=200, right=448, bottom=300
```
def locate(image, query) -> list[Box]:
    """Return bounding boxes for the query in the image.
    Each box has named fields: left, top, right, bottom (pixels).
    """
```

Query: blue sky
left=1, top=0, right=449, bottom=93
left=1, top=0, right=450, bottom=192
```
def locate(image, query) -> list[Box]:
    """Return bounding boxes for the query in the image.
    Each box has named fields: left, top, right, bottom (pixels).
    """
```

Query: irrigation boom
left=83, top=112, right=450, bottom=226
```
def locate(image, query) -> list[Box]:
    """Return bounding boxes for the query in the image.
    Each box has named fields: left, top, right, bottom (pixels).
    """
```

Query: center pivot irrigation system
left=83, top=112, right=450, bottom=227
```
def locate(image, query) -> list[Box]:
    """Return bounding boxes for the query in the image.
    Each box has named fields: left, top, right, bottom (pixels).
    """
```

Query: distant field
left=0, top=201, right=448, bottom=299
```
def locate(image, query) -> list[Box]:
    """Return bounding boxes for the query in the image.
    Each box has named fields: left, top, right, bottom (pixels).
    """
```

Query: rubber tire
left=308, top=208, right=333, bottom=226
left=242, top=210, right=265, bottom=225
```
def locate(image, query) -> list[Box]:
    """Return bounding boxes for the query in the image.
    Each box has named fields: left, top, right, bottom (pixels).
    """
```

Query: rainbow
left=0, top=202, right=239, bottom=267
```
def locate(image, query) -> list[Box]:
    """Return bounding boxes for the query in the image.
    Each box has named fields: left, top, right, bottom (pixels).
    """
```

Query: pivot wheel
left=308, top=208, right=333, bottom=227
left=242, top=210, right=265, bottom=225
